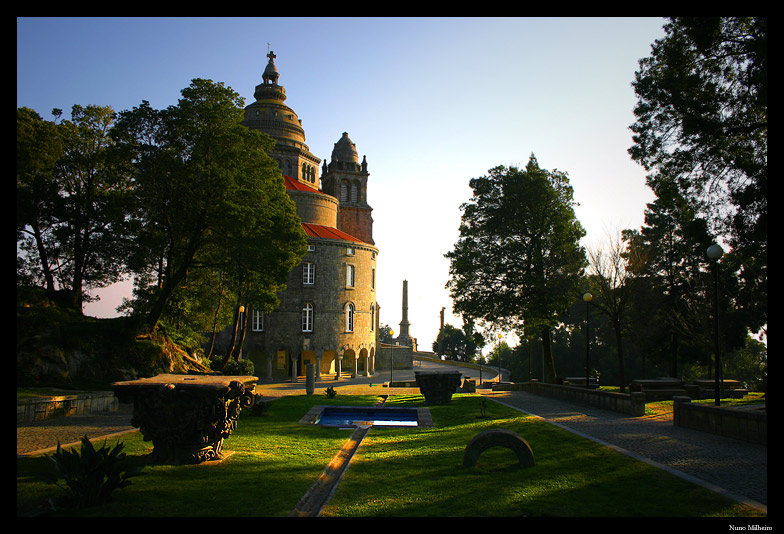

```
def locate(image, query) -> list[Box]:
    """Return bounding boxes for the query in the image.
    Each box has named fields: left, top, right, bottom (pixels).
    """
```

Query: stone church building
left=227, top=51, right=382, bottom=381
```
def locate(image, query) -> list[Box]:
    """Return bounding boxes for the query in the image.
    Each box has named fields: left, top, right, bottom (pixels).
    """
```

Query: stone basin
left=414, top=370, right=462, bottom=405
left=111, top=373, right=257, bottom=465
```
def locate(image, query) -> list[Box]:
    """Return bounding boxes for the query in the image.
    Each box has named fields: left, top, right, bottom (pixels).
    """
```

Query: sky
left=18, top=16, right=666, bottom=351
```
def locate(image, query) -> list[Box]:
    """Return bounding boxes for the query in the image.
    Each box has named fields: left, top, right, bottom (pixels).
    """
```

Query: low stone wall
left=17, top=392, right=118, bottom=424
left=672, top=397, right=766, bottom=445
left=376, top=344, right=413, bottom=371
left=494, top=382, right=646, bottom=417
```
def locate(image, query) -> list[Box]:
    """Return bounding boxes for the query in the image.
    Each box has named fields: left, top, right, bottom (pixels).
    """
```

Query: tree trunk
left=541, top=328, right=557, bottom=383
left=233, top=307, right=249, bottom=361
left=614, top=319, right=626, bottom=393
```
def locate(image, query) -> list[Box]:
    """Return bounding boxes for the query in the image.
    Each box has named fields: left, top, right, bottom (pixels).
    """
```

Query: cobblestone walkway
left=485, top=391, right=767, bottom=511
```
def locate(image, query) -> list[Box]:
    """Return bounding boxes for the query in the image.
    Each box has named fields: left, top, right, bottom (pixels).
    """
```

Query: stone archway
left=359, top=347, right=369, bottom=376
left=343, top=348, right=356, bottom=378
left=462, top=429, right=535, bottom=468
left=323, top=350, right=337, bottom=376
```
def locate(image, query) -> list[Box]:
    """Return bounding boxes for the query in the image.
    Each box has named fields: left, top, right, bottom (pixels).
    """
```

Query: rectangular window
left=371, top=268, right=376, bottom=290
left=347, top=247, right=355, bottom=256
left=307, top=244, right=316, bottom=252
left=346, top=264, right=355, bottom=288
left=302, top=303, right=313, bottom=332
left=252, top=310, right=263, bottom=332
left=303, top=262, right=315, bottom=285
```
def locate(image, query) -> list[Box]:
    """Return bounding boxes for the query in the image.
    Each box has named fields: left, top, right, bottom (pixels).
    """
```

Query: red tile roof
left=282, top=176, right=370, bottom=245
left=301, top=222, right=367, bottom=244
left=283, top=175, right=320, bottom=193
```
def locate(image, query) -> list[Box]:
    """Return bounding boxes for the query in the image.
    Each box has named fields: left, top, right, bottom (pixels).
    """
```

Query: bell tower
left=321, top=132, right=374, bottom=245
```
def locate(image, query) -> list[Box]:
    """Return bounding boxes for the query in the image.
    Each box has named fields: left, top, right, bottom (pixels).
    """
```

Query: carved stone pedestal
left=112, top=374, right=257, bottom=465
left=415, top=370, right=462, bottom=405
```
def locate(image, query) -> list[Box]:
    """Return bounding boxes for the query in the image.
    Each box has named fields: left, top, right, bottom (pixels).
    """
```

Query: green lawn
left=17, top=394, right=765, bottom=517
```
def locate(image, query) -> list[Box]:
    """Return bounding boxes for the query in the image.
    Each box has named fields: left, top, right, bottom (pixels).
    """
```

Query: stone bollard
left=306, top=363, right=315, bottom=396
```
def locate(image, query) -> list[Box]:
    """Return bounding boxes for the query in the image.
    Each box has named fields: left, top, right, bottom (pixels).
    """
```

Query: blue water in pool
left=317, top=406, right=418, bottom=427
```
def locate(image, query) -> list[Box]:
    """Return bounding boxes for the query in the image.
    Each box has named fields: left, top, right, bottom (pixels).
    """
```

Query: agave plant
left=42, top=436, right=142, bottom=508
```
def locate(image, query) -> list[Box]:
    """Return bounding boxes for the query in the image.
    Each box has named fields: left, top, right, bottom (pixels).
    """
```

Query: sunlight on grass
left=17, top=393, right=765, bottom=517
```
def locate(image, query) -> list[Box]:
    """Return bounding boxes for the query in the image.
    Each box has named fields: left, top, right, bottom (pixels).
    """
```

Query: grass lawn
left=17, top=394, right=765, bottom=517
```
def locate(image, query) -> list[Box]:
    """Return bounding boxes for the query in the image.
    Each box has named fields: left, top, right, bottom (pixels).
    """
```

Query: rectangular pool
left=318, top=406, right=418, bottom=427
left=298, top=405, right=433, bottom=428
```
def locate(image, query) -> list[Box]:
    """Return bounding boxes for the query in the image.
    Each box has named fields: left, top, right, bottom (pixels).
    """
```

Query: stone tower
left=241, top=50, right=321, bottom=187
left=321, top=132, right=374, bottom=245
left=224, top=50, right=379, bottom=382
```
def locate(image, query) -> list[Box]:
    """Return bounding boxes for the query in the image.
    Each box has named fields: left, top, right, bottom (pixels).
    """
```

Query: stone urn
left=112, top=373, right=257, bottom=465
left=415, top=370, right=462, bottom=404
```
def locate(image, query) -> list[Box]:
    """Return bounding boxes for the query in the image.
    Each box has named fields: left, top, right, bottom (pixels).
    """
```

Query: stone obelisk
left=398, top=280, right=411, bottom=346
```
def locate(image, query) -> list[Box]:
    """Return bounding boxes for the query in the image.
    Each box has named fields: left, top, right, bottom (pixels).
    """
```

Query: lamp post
left=237, top=305, right=245, bottom=359
left=497, top=333, right=503, bottom=383
left=389, top=329, right=395, bottom=387
left=707, top=244, right=724, bottom=406
left=583, top=293, right=593, bottom=389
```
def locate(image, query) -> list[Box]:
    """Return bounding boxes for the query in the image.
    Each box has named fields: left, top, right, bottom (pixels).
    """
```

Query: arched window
left=346, top=303, right=355, bottom=332
left=302, top=303, right=313, bottom=332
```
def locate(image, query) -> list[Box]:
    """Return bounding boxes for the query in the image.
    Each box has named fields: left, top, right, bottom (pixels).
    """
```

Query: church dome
left=242, top=51, right=306, bottom=146
left=331, top=132, right=358, bottom=163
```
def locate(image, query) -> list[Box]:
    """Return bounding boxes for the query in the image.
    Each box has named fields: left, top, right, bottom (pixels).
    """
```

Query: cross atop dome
left=262, top=49, right=279, bottom=85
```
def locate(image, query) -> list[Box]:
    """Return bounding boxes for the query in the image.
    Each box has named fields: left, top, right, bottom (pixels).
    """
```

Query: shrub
left=325, top=386, right=337, bottom=398
left=42, top=436, right=141, bottom=509
left=210, top=356, right=254, bottom=376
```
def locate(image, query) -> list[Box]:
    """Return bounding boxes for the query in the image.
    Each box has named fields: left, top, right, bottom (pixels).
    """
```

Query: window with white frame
left=303, top=262, right=315, bottom=285
left=302, top=303, right=314, bottom=332
left=252, top=310, right=263, bottom=331
left=346, top=264, right=355, bottom=288
left=346, top=303, right=355, bottom=332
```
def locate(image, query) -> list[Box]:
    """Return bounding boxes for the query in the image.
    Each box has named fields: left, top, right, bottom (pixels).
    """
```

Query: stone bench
left=690, top=379, right=749, bottom=399
left=563, top=377, right=599, bottom=389
left=629, top=378, right=687, bottom=401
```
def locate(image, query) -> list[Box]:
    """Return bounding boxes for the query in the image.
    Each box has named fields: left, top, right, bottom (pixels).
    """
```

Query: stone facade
left=221, top=51, right=379, bottom=381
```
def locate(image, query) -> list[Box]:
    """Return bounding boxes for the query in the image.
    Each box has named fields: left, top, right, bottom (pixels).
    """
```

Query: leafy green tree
left=378, top=324, right=395, bottom=344
left=17, top=107, right=64, bottom=291
left=17, top=105, right=131, bottom=309
left=623, top=179, right=715, bottom=377
left=630, top=17, right=767, bottom=340
left=585, top=231, right=651, bottom=392
left=112, top=78, right=306, bottom=331
left=433, top=324, right=478, bottom=363
left=446, top=155, right=587, bottom=383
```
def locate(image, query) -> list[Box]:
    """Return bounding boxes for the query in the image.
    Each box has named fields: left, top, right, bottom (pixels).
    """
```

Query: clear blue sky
left=18, top=17, right=666, bottom=350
